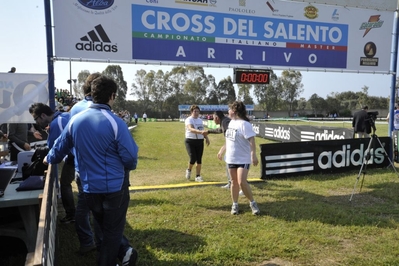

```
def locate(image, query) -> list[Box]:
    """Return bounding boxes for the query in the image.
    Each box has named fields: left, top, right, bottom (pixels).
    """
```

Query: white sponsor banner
left=284, top=0, right=398, bottom=12
left=53, top=0, right=394, bottom=73
left=0, top=73, right=48, bottom=123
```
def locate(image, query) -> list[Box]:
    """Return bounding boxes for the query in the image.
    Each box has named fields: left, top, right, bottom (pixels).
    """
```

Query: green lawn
left=54, top=122, right=399, bottom=265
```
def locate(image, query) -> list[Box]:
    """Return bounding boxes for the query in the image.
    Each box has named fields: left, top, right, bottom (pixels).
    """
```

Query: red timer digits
left=234, top=69, right=270, bottom=84
left=240, top=73, right=269, bottom=83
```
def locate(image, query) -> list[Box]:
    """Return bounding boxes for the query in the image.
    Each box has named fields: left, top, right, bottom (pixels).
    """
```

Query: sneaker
left=239, top=190, right=244, bottom=196
left=60, top=215, right=75, bottom=224
left=231, top=204, right=239, bottom=215
left=250, top=201, right=260, bottom=215
left=122, top=247, right=138, bottom=266
left=221, top=183, right=230, bottom=189
left=195, top=176, right=203, bottom=182
left=78, top=244, right=96, bottom=255
left=185, top=169, right=191, bottom=180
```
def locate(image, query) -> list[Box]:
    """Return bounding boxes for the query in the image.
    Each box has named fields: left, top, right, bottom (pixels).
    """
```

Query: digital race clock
left=233, top=68, right=270, bottom=85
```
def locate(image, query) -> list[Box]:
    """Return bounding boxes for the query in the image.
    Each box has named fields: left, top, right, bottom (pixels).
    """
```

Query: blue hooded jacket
left=47, top=103, right=138, bottom=193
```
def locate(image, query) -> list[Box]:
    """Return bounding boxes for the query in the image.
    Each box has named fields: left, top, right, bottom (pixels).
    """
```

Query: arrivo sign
left=234, top=68, right=270, bottom=84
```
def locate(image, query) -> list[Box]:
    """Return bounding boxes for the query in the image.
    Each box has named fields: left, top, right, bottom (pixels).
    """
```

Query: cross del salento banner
left=53, top=0, right=394, bottom=73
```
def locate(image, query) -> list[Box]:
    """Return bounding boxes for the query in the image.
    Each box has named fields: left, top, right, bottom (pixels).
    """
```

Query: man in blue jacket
left=69, top=72, right=101, bottom=254
left=29, top=103, right=76, bottom=223
left=45, top=76, right=139, bottom=266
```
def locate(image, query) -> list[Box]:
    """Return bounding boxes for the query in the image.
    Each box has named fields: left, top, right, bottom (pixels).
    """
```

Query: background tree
left=103, top=65, right=127, bottom=111
left=253, top=71, right=281, bottom=113
left=308, top=93, right=326, bottom=117
left=237, top=84, right=254, bottom=104
left=148, top=70, right=169, bottom=118
left=183, top=66, right=210, bottom=104
left=325, top=95, right=341, bottom=116
left=75, top=70, right=91, bottom=99
left=213, top=76, right=235, bottom=104
left=131, top=69, right=151, bottom=113
left=280, top=70, right=304, bottom=116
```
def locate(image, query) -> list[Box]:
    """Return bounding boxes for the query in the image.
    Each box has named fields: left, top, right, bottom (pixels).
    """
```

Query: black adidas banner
left=252, top=123, right=353, bottom=142
left=260, top=137, right=391, bottom=179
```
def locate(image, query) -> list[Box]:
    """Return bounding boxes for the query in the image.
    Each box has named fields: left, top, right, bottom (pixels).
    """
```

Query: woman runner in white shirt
left=184, top=105, right=210, bottom=182
left=220, top=101, right=260, bottom=215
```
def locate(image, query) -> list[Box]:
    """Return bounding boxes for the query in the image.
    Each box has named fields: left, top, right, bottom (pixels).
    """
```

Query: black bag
left=16, top=175, right=45, bottom=191
left=22, top=146, right=49, bottom=180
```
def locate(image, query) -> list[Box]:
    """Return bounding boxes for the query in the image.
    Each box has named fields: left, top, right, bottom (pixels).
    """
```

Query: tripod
left=349, top=133, right=399, bottom=201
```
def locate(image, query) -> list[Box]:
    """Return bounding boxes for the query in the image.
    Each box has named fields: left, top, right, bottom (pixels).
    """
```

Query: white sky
left=0, top=1, right=396, bottom=102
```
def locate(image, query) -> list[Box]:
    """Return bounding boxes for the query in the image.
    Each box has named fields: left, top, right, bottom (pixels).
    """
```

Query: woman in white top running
left=184, top=105, right=210, bottom=182
left=220, top=101, right=260, bottom=215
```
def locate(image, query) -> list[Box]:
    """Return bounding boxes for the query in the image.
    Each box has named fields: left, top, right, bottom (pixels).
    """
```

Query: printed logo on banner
left=78, top=0, right=114, bottom=10
left=229, top=0, right=255, bottom=14
left=265, top=126, right=290, bottom=141
left=331, top=9, right=339, bottom=21
left=76, top=24, right=118, bottom=53
left=146, top=0, right=159, bottom=4
left=264, top=152, right=314, bottom=175
left=360, top=15, right=384, bottom=37
left=304, top=5, right=318, bottom=19
left=263, top=142, right=387, bottom=177
left=266, top=1, right=278, bottom=13
left=175, top=0, right=217, bottom=7
left=360, top=42, right=378, bottom=67
left=301, top=130, right=346, bottom=141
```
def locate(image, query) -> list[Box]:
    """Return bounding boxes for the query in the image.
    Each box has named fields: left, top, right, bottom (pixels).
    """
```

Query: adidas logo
left=75, top=24, right=118, bottom=53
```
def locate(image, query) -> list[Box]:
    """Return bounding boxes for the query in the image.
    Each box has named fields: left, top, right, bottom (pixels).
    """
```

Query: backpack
left=22, top=146, right=49, bottom=180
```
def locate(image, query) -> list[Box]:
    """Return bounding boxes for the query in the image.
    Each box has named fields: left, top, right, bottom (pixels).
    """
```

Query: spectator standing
left=134, top=112, right=138, bottom=124
left=352, top=105, right=371, bottom=138
left=223, top=101, right=260, bottom=215
left=45, top=76, right=139, bottom=265
left=184, top=105, right=210, bottom=182
left=143, top=112, right=147, bottom=122
left=69, top=73, right=102, bottom=254
left=29, top=103, right=76, bottom=223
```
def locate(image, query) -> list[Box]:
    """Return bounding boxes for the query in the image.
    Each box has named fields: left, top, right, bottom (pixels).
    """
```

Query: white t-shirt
left=185, top=116, right=204, bottom=139
left=225, top=119, right=256, bottom=164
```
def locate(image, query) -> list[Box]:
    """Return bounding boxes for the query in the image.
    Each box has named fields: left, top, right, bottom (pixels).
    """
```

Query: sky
left=1, top=1, right=397, bottom=102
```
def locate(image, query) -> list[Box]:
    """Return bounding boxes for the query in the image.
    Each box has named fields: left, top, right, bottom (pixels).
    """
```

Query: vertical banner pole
left=44, top=0, right=55, bottom=110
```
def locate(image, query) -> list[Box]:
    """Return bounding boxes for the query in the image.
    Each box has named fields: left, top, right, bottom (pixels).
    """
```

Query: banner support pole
left=44, top=0, right=55, bottom=110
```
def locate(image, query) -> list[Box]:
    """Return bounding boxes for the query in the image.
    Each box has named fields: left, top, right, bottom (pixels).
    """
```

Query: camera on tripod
left=366, top=111, right=378, bottom=132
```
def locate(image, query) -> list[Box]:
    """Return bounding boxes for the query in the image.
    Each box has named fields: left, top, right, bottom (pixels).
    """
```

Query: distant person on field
left=8, top=67, right=16, bottom=73
left=184, top=104, right=210, bottom=182
left=222, top=101, right=260, bottom=215
left=134, top=112, right=138, bottom=124
left=44, top=76, right=139, bottom=265
left=386, top=104, right=398, bottom=122
left=143, top=112, right=147, bottom=122
left=352, top=105, right=371, bottom=138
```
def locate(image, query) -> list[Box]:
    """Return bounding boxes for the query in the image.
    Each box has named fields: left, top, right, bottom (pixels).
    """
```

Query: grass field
left=3, top=120, right=399, bottom=266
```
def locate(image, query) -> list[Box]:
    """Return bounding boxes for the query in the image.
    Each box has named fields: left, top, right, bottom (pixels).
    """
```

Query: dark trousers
left=60, top=162, right=76, bottom=217
left=75, top=174, right=100, bottom=248
left=85, top=184, right=131, bottom=266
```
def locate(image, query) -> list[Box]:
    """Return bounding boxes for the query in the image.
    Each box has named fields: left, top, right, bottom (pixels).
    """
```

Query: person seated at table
left=7, top=123, right=42, bottom=162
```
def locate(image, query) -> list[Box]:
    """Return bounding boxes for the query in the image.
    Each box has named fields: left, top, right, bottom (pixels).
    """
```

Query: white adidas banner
left=52, top=0, right=395, bottom=73
left=0, top=73, right=48, bottom=123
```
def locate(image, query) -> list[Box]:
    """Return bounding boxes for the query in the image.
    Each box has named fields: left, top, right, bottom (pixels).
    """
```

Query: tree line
left=70, top=65, right=391, bottom=118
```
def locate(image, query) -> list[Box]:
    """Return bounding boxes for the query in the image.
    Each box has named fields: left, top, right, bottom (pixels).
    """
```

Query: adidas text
left=75, top=42, right=118, bottom=52
left=318, top=144, right=385, bottom=169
